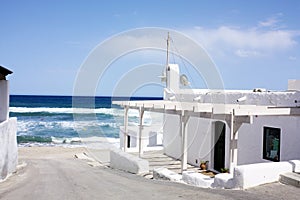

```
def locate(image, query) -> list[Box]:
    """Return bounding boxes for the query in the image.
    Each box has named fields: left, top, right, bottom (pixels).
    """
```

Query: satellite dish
left=180, top=74, right=190, bottom=86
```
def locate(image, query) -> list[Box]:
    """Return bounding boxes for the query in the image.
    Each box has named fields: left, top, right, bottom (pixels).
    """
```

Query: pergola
left=113, top=100, right=300, bottom=173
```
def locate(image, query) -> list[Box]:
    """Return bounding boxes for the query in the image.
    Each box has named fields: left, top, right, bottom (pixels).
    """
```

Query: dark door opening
left=214, top=121, right=226, bottom=172
left=127, top=135, right=131, bottom=148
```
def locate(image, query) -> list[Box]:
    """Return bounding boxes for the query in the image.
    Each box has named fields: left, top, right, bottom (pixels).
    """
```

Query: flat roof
left=174, top=88, right=298, bottom=95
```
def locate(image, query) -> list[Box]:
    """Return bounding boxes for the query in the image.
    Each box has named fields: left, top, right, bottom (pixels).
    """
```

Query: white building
left=163, top=65, right=300, bottom=171
left=113, top=64, right=300, bottom=188
left=0, top=66, right=18, bottom=181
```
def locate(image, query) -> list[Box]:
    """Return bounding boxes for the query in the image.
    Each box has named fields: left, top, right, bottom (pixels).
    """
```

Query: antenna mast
left=164, top=32, right=170, bottom=87
left=166, top=32, right=170, bottom=66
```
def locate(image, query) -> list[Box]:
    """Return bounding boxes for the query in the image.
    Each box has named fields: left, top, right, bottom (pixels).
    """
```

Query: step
left=280, top=172, right=300, bottom=188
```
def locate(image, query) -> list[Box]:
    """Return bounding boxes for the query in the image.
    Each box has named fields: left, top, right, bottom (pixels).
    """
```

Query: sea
left=9, top=95, right=162, bottom=146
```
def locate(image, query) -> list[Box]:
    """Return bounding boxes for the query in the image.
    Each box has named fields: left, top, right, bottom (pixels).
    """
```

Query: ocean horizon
left=9, top=95, right=162, bottom=146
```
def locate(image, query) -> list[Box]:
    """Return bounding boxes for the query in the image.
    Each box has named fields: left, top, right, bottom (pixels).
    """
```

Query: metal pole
left=166, top=32, right=170, bottom=67
left=165, top=32, right=170, bottom=87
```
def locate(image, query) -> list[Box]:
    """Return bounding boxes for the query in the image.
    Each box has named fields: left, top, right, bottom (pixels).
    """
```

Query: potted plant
left=221, top=168, right=229, bottom=173
left=200, top=161, right=209, bottom=170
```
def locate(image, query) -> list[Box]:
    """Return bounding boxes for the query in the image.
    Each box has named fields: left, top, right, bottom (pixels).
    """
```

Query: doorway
left=214, top=121, right=226, bottom=172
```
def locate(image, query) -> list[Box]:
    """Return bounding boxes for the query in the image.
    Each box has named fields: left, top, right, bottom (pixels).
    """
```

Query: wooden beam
left=112, top=100, right=300, bottom=117
left=234, top=107, right=291, bottom=116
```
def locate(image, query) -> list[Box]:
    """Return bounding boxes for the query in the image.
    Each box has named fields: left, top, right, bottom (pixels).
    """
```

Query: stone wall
left=0, top=118, right=18, bottom=180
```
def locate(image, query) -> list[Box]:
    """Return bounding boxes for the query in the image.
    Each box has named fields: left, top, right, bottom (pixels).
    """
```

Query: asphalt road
left=0, top=147, right=299, bottom=200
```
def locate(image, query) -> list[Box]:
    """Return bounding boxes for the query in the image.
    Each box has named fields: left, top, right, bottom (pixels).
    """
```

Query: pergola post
left=181, top=111, right=190, bottom=173
left=138, top=107, right=145, bottom=157
left=123, top=106, right=129, bottom=152
left=229, top=112, right=238, bottom=171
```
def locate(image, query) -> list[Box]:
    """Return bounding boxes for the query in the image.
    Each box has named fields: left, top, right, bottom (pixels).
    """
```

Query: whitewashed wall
left=186, top=117, right=214, bottom=167
left=0, top=118, right=18, bottom=180
left=163, top=112, right=300, bottom=170
left=119, top=124, right=163, bottom=151
left=237, top=115, right=300, bottom=165
left=163, top=114, right=181, bottom=159
left=163, top=114, right=216, bottom=167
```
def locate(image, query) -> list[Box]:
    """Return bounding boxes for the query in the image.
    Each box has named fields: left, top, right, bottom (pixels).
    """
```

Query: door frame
left=211, top=121, right=226, bottom=172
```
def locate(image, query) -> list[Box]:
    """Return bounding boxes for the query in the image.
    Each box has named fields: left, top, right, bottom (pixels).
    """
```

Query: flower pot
left=200, top=163, right=207, bottom=170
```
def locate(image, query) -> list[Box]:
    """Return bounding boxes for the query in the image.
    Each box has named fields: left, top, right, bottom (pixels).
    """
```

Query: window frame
left=263, top=126, right=281, bottom=162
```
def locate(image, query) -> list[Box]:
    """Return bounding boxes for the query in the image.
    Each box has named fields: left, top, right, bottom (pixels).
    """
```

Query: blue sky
left=1, top=0, right=300, bottom=96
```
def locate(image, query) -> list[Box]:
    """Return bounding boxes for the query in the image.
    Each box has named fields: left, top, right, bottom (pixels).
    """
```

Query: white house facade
left=163, top=71, right=300, bottom=172
left=113, top=64, right=300, bottom=188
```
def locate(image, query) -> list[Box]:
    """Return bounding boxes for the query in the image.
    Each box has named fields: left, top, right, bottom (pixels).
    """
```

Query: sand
left=0, top=146, right=299, bottom=200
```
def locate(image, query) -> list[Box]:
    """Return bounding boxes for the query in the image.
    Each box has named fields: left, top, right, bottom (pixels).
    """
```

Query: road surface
left=0, top=147, right=299, bottom=200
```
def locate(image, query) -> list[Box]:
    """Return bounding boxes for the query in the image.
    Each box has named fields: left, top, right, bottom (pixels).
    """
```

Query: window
left=263, top=127, right=281, bottom=162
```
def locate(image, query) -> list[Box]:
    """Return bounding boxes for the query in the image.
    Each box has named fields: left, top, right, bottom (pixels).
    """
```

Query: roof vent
left=253, top=88, right=266, bottom=92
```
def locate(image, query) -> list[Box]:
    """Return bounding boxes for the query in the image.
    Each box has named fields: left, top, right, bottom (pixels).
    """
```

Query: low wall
left=153, top=168, right=182, bottom=182
left=110, top=149, right=149, bottom=174
left=234, top=161, right=294, bottom=189
left=0, top=118, right=18, bottom=180
left=181, top=161, right=300, bottom=189
left=182, top=171, right=214, bottom=188
left=289, top=160, right=300, bottom=173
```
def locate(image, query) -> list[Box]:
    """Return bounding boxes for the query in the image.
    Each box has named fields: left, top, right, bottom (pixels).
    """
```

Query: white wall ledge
left=175, top=160, right=300, bottom=189
left=153, top=168, right=182, bottom=182
left=182, top=171, right=214, bottom=188
left=289, top=160, right=300, bottom=173
left=110, top=149, right=149, bottom=175
left=233, top=161, right=294, bottom=189
left=213, top=173, right=235, bottom=189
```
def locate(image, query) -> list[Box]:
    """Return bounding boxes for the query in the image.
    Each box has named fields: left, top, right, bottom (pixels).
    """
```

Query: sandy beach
left=0, top=146, right=299, bottom=200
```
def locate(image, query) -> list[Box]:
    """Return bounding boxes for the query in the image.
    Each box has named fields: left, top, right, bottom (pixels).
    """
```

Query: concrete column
left=181, top=111, right=190, bottom=173
left=123, top=106, right=129, bottom=152
left=229, top=112, right=237, bottom=171
left=138, top=107, right=144, bottom=157
left=0, top=80, right=9, bottom=122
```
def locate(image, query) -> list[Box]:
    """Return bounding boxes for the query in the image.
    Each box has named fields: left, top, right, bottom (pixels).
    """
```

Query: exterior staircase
left=280, top=172, right=300, bottom=188
left=131, top=150, right=199, bottom=179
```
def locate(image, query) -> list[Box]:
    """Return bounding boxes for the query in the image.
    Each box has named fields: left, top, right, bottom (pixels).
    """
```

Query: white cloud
left=187, top=26, right=299, bottom=55
left=258, top=13, right=283, bottom=29
left=259, top=18, right=279, bottom=27
left=235, top=49, right=261, bottom=58
left=184, top=24, right=299, bottom=58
